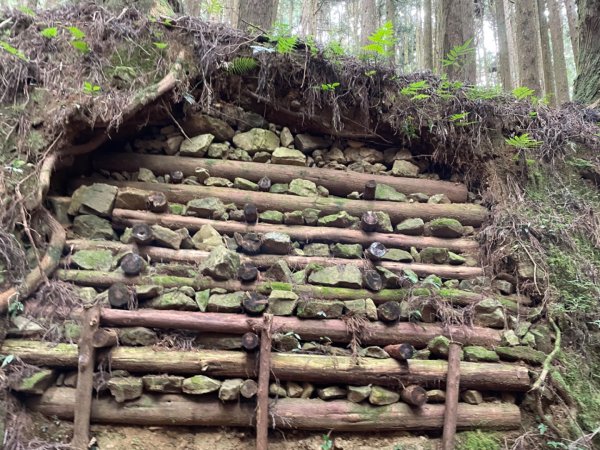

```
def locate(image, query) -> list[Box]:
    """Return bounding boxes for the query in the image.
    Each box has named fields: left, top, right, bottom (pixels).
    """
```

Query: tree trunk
left=494, top=0, right=512, bottom=89
left=441, top=0, right=476, bottom=83
left=29, top=388, right=523, bottom=431
left=515, top=0, right=543, bottom=95
left=360, top=0, right=378, bottom=46
left=574, top=0, right=600, bottom=104
left=237, top=0, right=278, bottom=32
left=423, top=0, right=434, bottom=70
left=563, top=0, right=579, bottom=63
left=300, top=0, right=316, bottom=36
left=504, top=0, right=519, bottom=85
left=536, top=0, right=557, bottom=100
left=386, top=0, right=398, bottom=63
left=547, top=0, right=571, bottom=103
left=441, top=342, right=461, bottom=450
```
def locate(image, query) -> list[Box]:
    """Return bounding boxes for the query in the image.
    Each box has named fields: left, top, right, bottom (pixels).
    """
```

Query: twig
left=530, top=318, right=561, bottom=392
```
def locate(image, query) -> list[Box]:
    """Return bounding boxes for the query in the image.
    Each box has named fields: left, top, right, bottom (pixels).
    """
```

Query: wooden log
left=30, top=388, right=521, bottom=431
left=364, top=270, right=383, bottom=292
left=93, top=153, right=470, bottom=202
left=257, top=316, right=272, bottom=450
left=65, top=239, right=485, bottom=280
left=112, top=208, right=480, bottom=252
left=257, top=176, right=271, bottom=192
left=72, top=305, right=100, bottom=450
left=401, top=385, right=428, bottom=407
left=366, top=242, right=387, bottom=260
left=170, top=170, right=184, bottom=184
left=384, top=343, right=416, bottom=361
left=240, top=379, right=259, bottom=398
left=107, top=283, right=131, bottom=309
left=146, top=192, right=168, bottom=213
left=4, top=340, right=530, bottom=391
left=363, top=180, right=377, bottom=201
left=120, top=253, right=145, bottom=276
left=241, top=332, right=260, bottom=352
left=242, top=292, right=268, bottom=315
left=131, top=223, right=153, bottom=245
left=238, top=263, right=259, bottom=283
left=442, top=342, right=462, bottom=450
left=361, top=211, right=379, bottom=232
left=377, top=302, right=401, bottom=322
left=243, top=204, right=258, bottom=224
left=92, top=328, right=118, bottom=348
left=73, top=179, right=487, bottom=226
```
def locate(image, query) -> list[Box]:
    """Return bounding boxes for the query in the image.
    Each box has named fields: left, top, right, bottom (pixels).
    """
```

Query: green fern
left=466, top=85, right=502, bottom=100
left=449, top=112, right=477, bottom=126
left=0, top=41, right=28, bottom=61
left=320, top=82, right=340, bottom=92
left=267, top=22, right=298, bottom=55
left=324, top=40, right=345, bottom=58
left=362, top=21, right=395, bottom=57
left=442, top=38, right=475, bottom=68
left=512, top=86, right=535, bottom=101
left=40, top=27, right=58, bottom=38
left=505, top=133, right=543, bottom=149
left=401, top=80, right=430, bottom=100
left=226, top=57, right=258, bottom=75
left=203, top=0, right=223, bottom=15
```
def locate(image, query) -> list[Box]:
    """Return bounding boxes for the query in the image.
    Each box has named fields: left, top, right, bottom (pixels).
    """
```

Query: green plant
left=505, top=133, right=543, bottom=149
left=320, top=82, right=340, bottom=92
left=321, top=435, right=333, bottom=450
left=324, top=40, right=345, bottom=58
left=362, top=21, right=395, bottom=57
left=203, top=0, right=223, bottom=15
left=40, top=27, right=58, bottom=38
left=456, top=431, right=500, bottom=450
left=71, top=40, right=89, bottom=53
left=226, top=57, right=258, bottom=75
left=0, top=41, right=28, bottom=61
left=153, top=42, right=168, bottom=50
left=365, top=70, right=377, bottom=77
left=267, top=23, right=298, bottom=55
left=66, top=26, right=85, bottom=40
left=83, top=81, right=101, bottom=95
left=512, top=86, right=535, bottom=101
left=304, top=35, right=319, bottom=57
left=449, top=112, right=477, bottom=126
left=466, top=85, right=502, bottom=101
left=436, top=75, right=464, bottom=99
left=442, top=38, right=475, bottom=68
left=401, top=80, right=430, bottom=100
left=8, top=299, right=23, bottom=318
left=17, top=5, right=35, bottom=16
left=1, top=354, right=15, bottom=368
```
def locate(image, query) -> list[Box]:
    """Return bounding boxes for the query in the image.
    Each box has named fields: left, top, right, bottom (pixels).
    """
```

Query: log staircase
left=2, top=109, right=543, bottom=449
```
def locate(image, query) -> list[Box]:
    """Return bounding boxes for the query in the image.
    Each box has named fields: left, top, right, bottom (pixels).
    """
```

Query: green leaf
left=153, top=42, right=168, bottom=50
left=362, top=21, right=395, bottom=57
left=442, top=38, right=475, bottom=68
left=40, top=27, right=58, bottom=38
left=512, top=86, right=535, bottom=101
left=0, top=41, right=28, bottom=61
left=225, top=57, right=258, bottom=75
left=71, top=40, right=89, bottom=53
left=505, top=133, right=543, bottom=149
left=17, top=5, right=35, bottom=16
left=66, top=26, right=85, bottom=40
left=203, top=0, right=223, bottom=15
left=1, top=354, right=15, bottom=368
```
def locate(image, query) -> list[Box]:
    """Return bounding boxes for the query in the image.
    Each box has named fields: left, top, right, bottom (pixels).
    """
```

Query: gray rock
left=373, top=211, right=393, bottom=233
left=331, top=243, right=363, bottom=259
left=207, top=292, right=244, bottom=313
left=296, top=299, right=345, bottom=319
left=145, top=291, right=197, bottom=310
left=502, top=330, right=521, bottom=346
left=272, top=147, right=307, bottom=166
left=229, top=148, right=252, bottom=161
left=261, top=232, right=292, bottom=254
left=151, top=224, right=183, bottom=249
left=294, top=134, right=329, bottom=152
left=318, top=211, right=359, bottom=228
left=201, top=246, right=240, bottom=280
left=283, top=210, right=304, bottom=225
left=137, top=167, right=156, bottom=183
left=259, top=210, right=284, bottom=224
left=264, top=260, right=294, bottom=283
left=219, top=378, right=244, bottom=401
left=142, top=375, right=184, bottom=393
left=374, top=184, right=407, bottom=202
left=318, top=386, right=347, bottom=400
left=369, top=386, right=400, bottom=405
left=308, top=265, right=363, bottom=288
left=448, top=252, right=466, bottom=265
left=302, top=208, right=320, bottom=225
left=73, top=215, right=116, bottom=240
left=273, top=333, right=301, bottom=352
left=317, top=185, right=329, bottom=197
left=179, top=134, right=215, bottom=157
left=193, top=168, right=210, bottom=183
left=344, top=299, right=378, bottom=320
left=303, top=243, right=331, bottom=257
left=493, top=279, right=514, bottom=295
left=409, top=192, right=430, bottom=203
left=233, top=129, right=279, bottom=153
left=233, top=177, right=258, bottom=191
left=182, top=113, right=234, bottom=141
left=186, top=197, right=227, bottom=220
left=182, top=375, right=222, bottom=395
left=286, top=381, right=304, bottom=398
left=207, top=143, right=230, bottom=159
left=72, top=250, right=113, bottom=271
left=429, top=218, right=464, bottom=238
left=269, top=183, right=289, bottom=193
left=268, top=290, right=299, bottom=316
left=191, top=224, right=223, bottom=250
left=288, top=179, right=319, bottom=197
left=395, top=218, right=425, bottom=235
left=69, top=183, right=118, bottom=217
left=359, top=346, right=390, bottom=359
left=381, top=249, right=413, bottom=262
left=420, top=248, right=449, bottom=264
left=204, top=176, right=233, bottom=188
left=427, top=389, right=446, bottom=403
left=118, top=327, right=157, bottom=346
left=107, top=377, right=143, bottom=402
left=269, top=383, right=287, bottom=397
left=428, top=193, right=451, bottom=204
left=343, top=147, right=384, bottom=164
left=391, top=160, right=420, bottom=177
left=347, top=385, right=372, bottom=403
left=10, top=369, right=56, bottom=394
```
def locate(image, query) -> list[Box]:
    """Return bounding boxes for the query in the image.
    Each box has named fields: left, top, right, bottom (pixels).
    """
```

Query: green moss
left=562, top=351, right=600, bottom=431
left=456, top=431, right=501, bottom=450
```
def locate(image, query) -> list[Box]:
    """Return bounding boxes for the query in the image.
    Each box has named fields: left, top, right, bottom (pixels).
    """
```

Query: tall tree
left=494, top=0, right=512, bottom=89
left=537, top=0, right=556, bottom=100
left=423, top=0, right=434, bottom=70
left=441, top=0, right=476, bottom=83
left=547, top=0, right=571, bottom=103
left=514, top=0, right=543, bottom=95
left=563, top=0, right=580, bottom=62
left=573, top=0, right=600, bottom=104
left=300, top=0, right=316, bottom=36
left=386, top=0, right=398, bottom=63
left=360, top=0, right=378, bottom=46
left=237, top=0, right=278, bottom=32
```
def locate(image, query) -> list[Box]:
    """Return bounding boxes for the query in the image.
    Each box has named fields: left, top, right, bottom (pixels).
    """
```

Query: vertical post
left=72, top=305, right=100, bottom=450
left=442, top=342, right=461, bottom=450
left=256, top=315, right=272, bottom=450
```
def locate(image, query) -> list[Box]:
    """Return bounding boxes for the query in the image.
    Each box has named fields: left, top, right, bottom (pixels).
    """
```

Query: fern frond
left=226, top=57, right=258, bottom=75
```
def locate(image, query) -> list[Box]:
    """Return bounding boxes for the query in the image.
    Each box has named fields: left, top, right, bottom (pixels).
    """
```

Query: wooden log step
left=71, top=179, right=488, bottom=226
left=65, top=239, right=483, bottom=280
left=55, top=270, right=529, bottom=311
left=112, top=208, right=480, bottom=252
left=3, top=340, right=530, bottom=391
left=92, top=153, right=470, bottom=203
left=29, top=387, right=521, bottom=431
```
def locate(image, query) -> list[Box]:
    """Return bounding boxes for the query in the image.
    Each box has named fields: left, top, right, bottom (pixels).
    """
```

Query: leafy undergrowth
left=456, top=431, right=501, bottom=450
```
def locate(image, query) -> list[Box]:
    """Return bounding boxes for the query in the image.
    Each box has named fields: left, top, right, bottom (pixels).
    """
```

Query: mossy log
left=0, top=209, right=66, bottom=313
left=112, top=208, right=479, bottom=252
left=3, top=340, right=530, bottom=391
left=55, top=269, right=529, bottom=311
left=29, top=387, right=521, bottom=431
left=93, top=153, right=469, bottom=203
left=72, top=179, right=487, bottom=226
left=65, top=239, right=483, bottom=280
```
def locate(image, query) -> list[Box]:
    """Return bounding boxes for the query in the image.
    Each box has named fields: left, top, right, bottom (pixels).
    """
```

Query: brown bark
left=242, top=332, right=260, bottom=352
left=237, top=0, right=278, bottom=32
left=111, top=208, right=480, bottom=252
left=515, top=0, right=543, bottom=95
left=384, top=343, right=415, bottom=361
left=30, top=387, right=522, bottom=431
left=563, top=0, right=579, bottom=62
left=537, top=0, right=557, bottom=100
left=360, top=0, right=378, bottom=46
left=107, top=282, right=131, bottom=309
left=92, top=328, right=118, bottom=348
left=401, top=385, right=428, bottom=407
left=574, top=0, right=600, bottom=104
left=423, top=0, right=434, bottom=70
left=494, top=0, right=512, bottom=89
left=386, top=0, right=397, bottom=62
left=4, top=340, right=530, bottom=391
left=441, top=0, right=476, bottom=83
left=92, top=153, right=469, bottom=202
left=300, top=0, right=316, bottom=36
left=363, top=180, right=377, bottom=201
left=72, top=305, right=100, bottom=450
left=256, top=316, right=272, bottom=450
left=548, top=0, right=571, bottom=103
left=441, top=342, right=461, bottom=450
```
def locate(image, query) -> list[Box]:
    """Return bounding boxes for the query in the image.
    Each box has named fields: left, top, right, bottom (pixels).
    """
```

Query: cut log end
left=361, top=211, right=378, bottom=232
left=120, top=254, right=145, bottom=276
left=377, top=301, right=401, bottom=323
left=363, top=270, right=383, bottom=292
left=258, top=176, right=272, bottom=192
left=363, top=180, right=377, bottom=201
left=366, top=242, right=387, bottom=260
left=243, top=204, right=258, bottom=224
left=238, top=263, right=259, bottom=283
left=92, top=329, right=118, bottom=348
left=170, top=170, right=184, bottom=184
left=384, top=343, right=415, bottom=361
left=234, top=232, right=261, bottom=254
left=242, top=292, right=268, bottom=316
left=241, top=332, right=260, bottom=352
left=240, top=379, right=258, bottom=398
left=401, top=385, right=428, bottom=407
left=131, top=223, right=153, bottom=246
left=108, top=283, right=132, bottom=309
left=146, top=192, right=168, bottom=213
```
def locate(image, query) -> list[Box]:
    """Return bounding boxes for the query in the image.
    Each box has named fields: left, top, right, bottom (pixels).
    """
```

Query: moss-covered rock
left=145, top=291, right=197, bottom=310
left=107, top=377, right=143, bottom=402
left=395, top=218, right=425, bottom=235
left=420, top=247, right=449, bottom=264
left=307, top=265, right=363, bottom=288
left=369, top=385, right=400, bottom=405
left=303, top=243, right=331, bottom=256
left=296, top=299, right=345, bottom=319
left=180, top=133, right=214, bottom=157
left=429, top=218, right=464, bottom=238
left=463, top=346, right=500, bottom=362
left=182, top=375, right=222, bottom=394
left=272, top=147, right=306, bottom=166
left=69, top=183, right=118, bottom=217
left=495, top=346, right=546, bottom=365
left=186, top=197, right=227, bottom=220
left=201, top=245, right=240, bottom=280
left=233, top=128, right=279, bottom=153
left=381, top=248, right=413, bottom=262
left=331, top=243, right=363, bottom=259
left=259, top=210, right=284, bottom=224
left=72, top=249, right=113, bottom=271
left=142, top=375, right=183, bottom=393
left=10, top=369, right=56, bottom=394
left=73, top=215, right=116, bottom=240
left=317, top=211, right=359, bottom=228
left=374, top=183, right=407, bottom=202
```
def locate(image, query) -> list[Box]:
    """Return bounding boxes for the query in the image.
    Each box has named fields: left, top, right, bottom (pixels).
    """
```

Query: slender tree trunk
left=563, top=0, right=579, bottom=63
left=514, top=0, right=543, bottom=95
left=423, top=0, right=434, bottom=70
left=361, top=0, right=378, bottom=46
left=574, top=0, right=600, bottom=104
left=441, top=0, right=476, bottom=83
left=237, top=0, right=278, bottom=32
left=494, top=0, right=512, bottom=89
left=300, top=0, right=316, bottom=36
left=548, top=0, right=571, bottom=103
left=505, top=0, right=519, bottom=85
left=537, top=0, right=557, bottom=100
left=386, top=0, right=398, bottom=63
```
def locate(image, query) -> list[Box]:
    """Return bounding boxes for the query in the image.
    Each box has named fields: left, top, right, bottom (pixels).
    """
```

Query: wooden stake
left=363, top=180, right=377, bottom=201
left=442, top=342, right=462, bottom=450
left=72, top=305, right=100, bottom=449
left=256, top=315, right=272, bottom=450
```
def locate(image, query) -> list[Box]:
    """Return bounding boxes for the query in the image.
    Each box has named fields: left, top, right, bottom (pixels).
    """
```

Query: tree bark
left=4, top=340, right=530, bottom=391
left=574, top=0, right=600, bottom=104
left=515, top=0, right=543, bottom=95
left=256, top=316, right=272, bottom=450
left=441, top=0, right=476, bottom=83
left=563, top=0, right=579, bottom=63
left=93, top=153, right=469, bottom=203
left=441, top=342, right=461, bottom=450
left=386, top=0, right=398, bottom=63
left=423, top=0, right=434, bottom=70
left=29, top=388, right=523, bottom=431
left=360, top=0, right=378, bottom=46
left=237, top=0, right=278, bottom=32
left=537, top=0, right=557, bottom=101
left=548, top=0, right=571, bottom=103
left=300, top=0, right=316, bottom=36
left=494, top=0, right=512, bottom=90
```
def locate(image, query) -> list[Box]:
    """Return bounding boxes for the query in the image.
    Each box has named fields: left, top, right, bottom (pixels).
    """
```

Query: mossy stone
left=182, top=375, right=222, bottom=395
left=288, top=178, right=318, bottom=197
left=420, top=247, right=449, bottom=264
left=463, top=346, right=500, bottom=362
left=395, top=218, right=424, bottom=235
left=381, top=248, right=413, bottom=262
left=495, top=346, right=547, bottom=365
left=11, top=369, right=56, bottom=394
left=233, top=177, right=258, bottom=191
left=307, top=265, right=363, bottom=288
left=331, top=243, right=363, bottom=259
left=303, top=243, right=331, bottom=257
left=296, top=299, right=345, bottom=319
left=429, top=218, right=464, bottom=238
left=73, top=215, right=116, bottom=240
left=317, top=386, right=347, bottom=400
left=369, top=386, right=400, bottom=405
left=72, top=250, right=113, bottom=271
left=259, top=210, right=284, bottom=224
left=145, top=291, right=197, bottom=310
left=269, top=183, right=289, bottom=194
left=374, top=184, right=407, bottom=202
left=107, top=377, right=143, bottom=402
left=317, top=211, right=359, bottom=228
